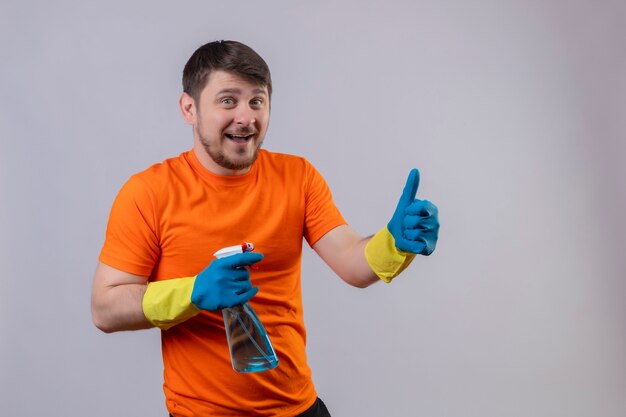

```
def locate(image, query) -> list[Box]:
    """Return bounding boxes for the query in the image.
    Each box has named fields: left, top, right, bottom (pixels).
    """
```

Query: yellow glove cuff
left=364, top=227, right=416, bottom=283
left=142, top=277, right=201, bottom=330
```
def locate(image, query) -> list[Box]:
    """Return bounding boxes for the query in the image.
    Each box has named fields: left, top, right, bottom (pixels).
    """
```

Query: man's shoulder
left=133, top=151, right=191, bottom=179
left=125, top=151, right=192, bottom=194
left=259, top=149, right=310, bottom=169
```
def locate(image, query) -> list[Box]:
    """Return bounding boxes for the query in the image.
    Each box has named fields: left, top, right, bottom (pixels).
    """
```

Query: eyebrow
left=216, top=87, right=267, bottom=96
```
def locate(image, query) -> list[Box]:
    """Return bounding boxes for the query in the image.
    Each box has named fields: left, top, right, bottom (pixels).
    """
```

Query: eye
left=220, top=97, right=235, bottom=105
left=250, top=98, right=264, bottom=107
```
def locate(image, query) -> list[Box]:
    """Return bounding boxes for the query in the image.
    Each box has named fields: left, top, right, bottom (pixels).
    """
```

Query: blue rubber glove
left=190, top=252, right=264, bottom=311
left=388, top=169, right=439, bottom=255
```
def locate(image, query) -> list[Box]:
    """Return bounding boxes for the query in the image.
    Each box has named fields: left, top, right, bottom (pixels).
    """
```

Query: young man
left=91, top=40, right=439, bottom=417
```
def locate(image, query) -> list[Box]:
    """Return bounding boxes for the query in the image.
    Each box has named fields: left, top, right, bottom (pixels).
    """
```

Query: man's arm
left=314, top=168, right=439, bottom=287
left=312, top=225, right=379, bottom=288
left=91, top=262, right=152, bottom=333
left=91, top=253, right=265, bottom=333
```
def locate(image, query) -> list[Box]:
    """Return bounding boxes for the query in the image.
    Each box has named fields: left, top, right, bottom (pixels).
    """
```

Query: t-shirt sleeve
left=303, top=161, right=347, bottom=246
left=99, top=174, right=160, bottom=276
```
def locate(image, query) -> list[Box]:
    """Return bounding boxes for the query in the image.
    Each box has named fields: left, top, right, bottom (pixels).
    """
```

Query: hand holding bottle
left=191, top=252, right=264, bottom=311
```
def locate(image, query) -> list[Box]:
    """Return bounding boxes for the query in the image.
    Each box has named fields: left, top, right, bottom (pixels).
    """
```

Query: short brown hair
left=182, top=40, right=272, bottom=101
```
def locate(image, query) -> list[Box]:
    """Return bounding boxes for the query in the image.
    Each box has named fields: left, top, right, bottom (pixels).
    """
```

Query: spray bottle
left=214, top=243, right=279, bottom=373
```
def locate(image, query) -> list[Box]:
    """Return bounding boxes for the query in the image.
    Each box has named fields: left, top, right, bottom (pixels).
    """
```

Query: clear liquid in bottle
left=222, top=303, right=278, bottom=372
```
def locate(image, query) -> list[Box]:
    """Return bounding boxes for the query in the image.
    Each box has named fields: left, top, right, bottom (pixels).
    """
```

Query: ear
left=179, top=92, right=196, bottom=125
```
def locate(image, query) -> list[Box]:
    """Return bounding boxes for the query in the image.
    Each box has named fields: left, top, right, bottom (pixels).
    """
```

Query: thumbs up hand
left=364, top=168, right=439, bottom=282
left=388, top=169, right=439, bottom=255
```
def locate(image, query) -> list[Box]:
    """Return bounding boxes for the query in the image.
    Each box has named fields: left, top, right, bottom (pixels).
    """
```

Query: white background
left=1, top=1, right=625, bottom=416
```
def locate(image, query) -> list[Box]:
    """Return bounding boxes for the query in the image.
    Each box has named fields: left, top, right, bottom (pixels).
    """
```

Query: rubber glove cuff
left=364, top=227, right=416, bottom=283
left=142, top=277, right=201, bottom=330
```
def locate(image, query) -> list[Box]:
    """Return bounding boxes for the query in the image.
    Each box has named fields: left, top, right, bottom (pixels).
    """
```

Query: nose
left=234, top=106, right=256, bottom=126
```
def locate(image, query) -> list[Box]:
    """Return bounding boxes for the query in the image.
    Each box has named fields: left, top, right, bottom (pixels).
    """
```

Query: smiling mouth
left=225, top=133, right=255, bottom=144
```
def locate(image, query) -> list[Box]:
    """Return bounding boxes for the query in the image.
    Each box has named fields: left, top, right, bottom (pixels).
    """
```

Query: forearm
left=336, top=236, right=381, bottom=288
left=91, top=263, right=153, bottom=333
left=313, top=225, right=380, bottom=288
left=92, top=283, right=152, bottom=333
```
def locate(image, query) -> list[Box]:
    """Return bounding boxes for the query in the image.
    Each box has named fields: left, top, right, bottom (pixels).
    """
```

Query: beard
left=198, top=130, right=263, bottom=171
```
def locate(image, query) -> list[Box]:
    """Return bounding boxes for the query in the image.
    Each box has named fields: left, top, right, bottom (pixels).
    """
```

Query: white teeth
left=227, top=134, right=253, bottom=140
left=226, top=133, right=254, bottom=143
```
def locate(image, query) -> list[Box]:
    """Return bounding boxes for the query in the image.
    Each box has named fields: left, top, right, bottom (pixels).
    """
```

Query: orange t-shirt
left=99, top=149, right=346, bottom=416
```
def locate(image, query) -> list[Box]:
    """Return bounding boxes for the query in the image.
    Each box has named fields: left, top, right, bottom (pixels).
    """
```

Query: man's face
left=185, top=70, right=270, bottom=175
